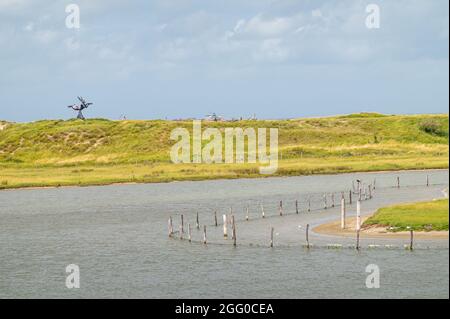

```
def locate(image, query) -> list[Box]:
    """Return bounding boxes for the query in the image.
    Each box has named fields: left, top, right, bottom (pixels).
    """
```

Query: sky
left=0, top=0, right=448, bottom=122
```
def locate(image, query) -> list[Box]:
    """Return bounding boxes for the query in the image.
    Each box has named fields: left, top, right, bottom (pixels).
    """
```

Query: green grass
left=364, top=199, right=449, bottom=232
left=0, top=113, right=448, bottom=189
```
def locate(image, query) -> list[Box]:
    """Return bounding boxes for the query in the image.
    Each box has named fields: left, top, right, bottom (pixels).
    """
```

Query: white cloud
left=64, top=37, right=80, bottom=51
left=23, top=22, right=33, bottom=32
left=34, top=30, right=58, bottom=44
left=231, top=14, right=294, bottom=37
left=311, top=9, right=322, bottom=18
left=0, top=0, right=28, bottom=10
left=254, top=38, right=290, bottom=62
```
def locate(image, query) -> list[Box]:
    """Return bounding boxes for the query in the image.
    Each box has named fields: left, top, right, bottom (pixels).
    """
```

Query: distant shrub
left=419, top=119, right=447, bottom=137
left=1, top=180, right=8, bottom=186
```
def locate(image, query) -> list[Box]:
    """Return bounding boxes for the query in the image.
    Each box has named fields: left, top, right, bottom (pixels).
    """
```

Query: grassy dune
left=0, top=113, right=448, bottom=189
left=364, top=199, right=449, bottom=231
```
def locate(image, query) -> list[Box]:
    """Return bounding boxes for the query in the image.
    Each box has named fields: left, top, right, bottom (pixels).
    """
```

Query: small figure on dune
left=67, top=96, right=93, bottom=120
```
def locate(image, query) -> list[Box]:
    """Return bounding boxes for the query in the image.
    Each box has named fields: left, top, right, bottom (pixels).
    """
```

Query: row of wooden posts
left=168, top=208, right=414, bottom=251
left=167, top=175, right=422, bottom=249
left=167, top=180, right=377, bottom=246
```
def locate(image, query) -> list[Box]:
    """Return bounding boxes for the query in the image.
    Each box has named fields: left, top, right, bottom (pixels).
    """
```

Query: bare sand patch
left=314, top=216, right=449, bottom=240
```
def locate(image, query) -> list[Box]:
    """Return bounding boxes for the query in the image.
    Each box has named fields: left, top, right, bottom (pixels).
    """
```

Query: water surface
left=0, top=170, right=448, bottom=298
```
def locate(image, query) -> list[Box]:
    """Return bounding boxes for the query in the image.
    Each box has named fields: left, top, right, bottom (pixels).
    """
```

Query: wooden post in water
left=188, top=223, right=192, bottom=242
left=409, top=228, right=414, bottom=251
left=261, top=204, right=265, bottom=218
left=196, top=212, right=200, bottom=230
left=323, top=194, right=327, bottom=210
left=356, top=229, right=360, bottom=251
left=373, top=178, right=376, bottom=190
left=341, top=197, right=346, bottom=229
left=306, top=224, right=310, bottom=249
left=356, top=199, right=361, bottom=232
left=332, top=193, right=335, bottom=208
left=181, top=214, right=184, bottom=234
left=426, top=175, right=429, bottom=187
left=308, top=198, right=311, bottom=212
left=223, top=214, right=228, bottom=238
left=368, top=185, right=372, bottom=199
left=397, top=176, right=400, bottom=188
left=349, top=190, right=352, bottom=205
left=168, top=216, right=173, bottom=237
left=246, top=206, right=249, bottom=221
left=279, top=200, right=283, bottom=216
left=270, top=227, right=274, bottom=248
left=203, top=225, right=207, bottom=245
left=179, top=224, right=183, bottom=240
left=214, top=211, right=218, bottom=227
left=231, top=215, right=235, bottom=240
left=295, top=200, right=299, bottom=214
left=232, top=216, right=237, bottom=247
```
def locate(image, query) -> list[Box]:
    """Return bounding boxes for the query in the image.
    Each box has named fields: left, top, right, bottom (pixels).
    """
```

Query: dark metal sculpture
left=67, top=96, right=93, bottom=120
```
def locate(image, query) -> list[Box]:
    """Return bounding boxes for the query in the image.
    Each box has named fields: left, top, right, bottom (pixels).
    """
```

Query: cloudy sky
left=0, top=0, right=448, bottom=121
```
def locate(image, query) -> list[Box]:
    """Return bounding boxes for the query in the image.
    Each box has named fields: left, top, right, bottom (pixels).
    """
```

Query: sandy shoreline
left=1, top=168, right=448, bottom=192
left=314, top=216, right=449, bottom=240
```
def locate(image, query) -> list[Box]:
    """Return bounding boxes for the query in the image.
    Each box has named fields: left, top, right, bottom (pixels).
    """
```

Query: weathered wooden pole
left=168, top=216, right=173, bottom=237
left=261, top=204, right=265, bottom=218
left=341, top=197, right=346, bottom=229
left=231, top=215, right=235, bottom=240
left=356, top=229, right=361, bottom=251
left=397, top=176, right=400, bottom=188
left=279, top=200, right=283, bottom=216
left=179, top=224, right=183, bottom=240
left=188, top=223, right=192, bottom=242
left=323, top=194, right=327, bottom=210
left=331, top=193, right=335, bottom=208
left=203, top=225, right=207, bottom=245
left=181, top=214, right=184, bottom=234
left=368, top=185, right=372, bottom=199
left=409, top=228, right=414, bottom=251
left=196, top=212, right=200, bottom=230
left=223, top=214, right=228, bottom=238
left=349, top=190, right=352, bottom=205
left=245, top=206, right=249, bottom=221
left=214, top=211, right=218, bottom=227
left=232, top=216, right=237, bottom=247
left=295, top=200, right=299, bottom=214
left=373, top=178, right=376, bottom=190
left=356, top=199, right=361, bottom=232
left=426, top=175, right=429, bottom=187
left=270, top=227, right=274, bottom=248
left=308, top=198, right=311, bottom=212
left=306, top=224, right=310, bottom=249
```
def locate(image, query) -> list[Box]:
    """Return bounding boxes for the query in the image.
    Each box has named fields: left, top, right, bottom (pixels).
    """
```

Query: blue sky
left=0, top=0, right=448, bottom=121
